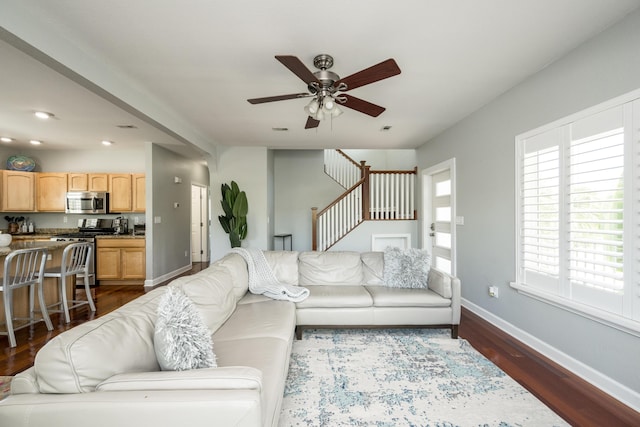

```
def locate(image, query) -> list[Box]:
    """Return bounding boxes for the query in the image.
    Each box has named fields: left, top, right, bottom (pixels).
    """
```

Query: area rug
left=0, top=376, right=12, bottom=401
left=279, top=329, right=569, bottom=426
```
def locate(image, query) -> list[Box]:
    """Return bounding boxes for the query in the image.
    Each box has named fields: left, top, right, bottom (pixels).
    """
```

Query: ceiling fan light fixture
left=323, top=96, right=335, bottom=111
left=304, top=99, right=320, bottom=115
left=331, top=105, right=344, bottom=117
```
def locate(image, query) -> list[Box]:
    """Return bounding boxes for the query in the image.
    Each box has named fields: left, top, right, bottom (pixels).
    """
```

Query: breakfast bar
left=0, top=240, right=74, bottom=331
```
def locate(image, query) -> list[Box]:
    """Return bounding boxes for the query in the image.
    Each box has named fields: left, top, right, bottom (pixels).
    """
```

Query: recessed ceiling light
left=30, top=140, right=42, bottom=145
left=34, top=111, right=54, bottom=120
left=1, top=137, right=13, bottom=143
left=272, top=127, right=289, bottom=132
left=380, top=125, right=393, bottom=132
left=116, top=124, right=137, bottom=129
left=101, top=140, right=114, bottom=146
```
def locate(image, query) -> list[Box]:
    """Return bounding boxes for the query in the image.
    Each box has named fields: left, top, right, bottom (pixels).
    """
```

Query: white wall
left=416, top=9, right=640, bottom=407
left=210, top=146, right=270, bottom=261
left=341, top=149, right=417, bottom=170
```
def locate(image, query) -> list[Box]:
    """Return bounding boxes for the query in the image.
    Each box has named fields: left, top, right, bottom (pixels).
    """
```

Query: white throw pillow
left=383, top=247, right=431, bottom=288
left=154, top=287, right=217, bottom=371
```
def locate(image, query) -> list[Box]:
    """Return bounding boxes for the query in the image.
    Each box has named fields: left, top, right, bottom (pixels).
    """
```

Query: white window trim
left=512, top=88, right=640, bottom=338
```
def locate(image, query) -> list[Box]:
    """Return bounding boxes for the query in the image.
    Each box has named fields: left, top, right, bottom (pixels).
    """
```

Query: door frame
left=421, top=158, right=457, bottom=276
left=191, top=184, right=210, bottom=263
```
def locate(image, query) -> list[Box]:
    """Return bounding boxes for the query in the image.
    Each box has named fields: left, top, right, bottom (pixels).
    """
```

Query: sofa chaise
left=0, top=250, right=460, bottom=427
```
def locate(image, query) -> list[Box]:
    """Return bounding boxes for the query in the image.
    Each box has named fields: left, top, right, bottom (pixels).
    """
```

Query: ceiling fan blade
left=305, top=116, right=320, bottom=129
left=334, top=58, right=401, bottom=91
left=275, top=55, right=320, bottom=86
left=247, top=93, right=312, bottom=104
left=340, top=94, right=386, bottom=117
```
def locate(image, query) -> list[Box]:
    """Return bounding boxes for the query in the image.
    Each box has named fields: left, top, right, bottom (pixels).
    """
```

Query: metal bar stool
left=42, top=242, right=96, bottom=323
left=1, top=248, right=53, bottom=348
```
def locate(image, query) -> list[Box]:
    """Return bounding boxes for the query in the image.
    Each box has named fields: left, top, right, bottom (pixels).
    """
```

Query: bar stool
left=1, top=248, right=53, bottom=348
left=42, top=242, right=96, bottom=323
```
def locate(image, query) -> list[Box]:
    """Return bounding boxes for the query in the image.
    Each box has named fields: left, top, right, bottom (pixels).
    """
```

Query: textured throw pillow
left=154, top=287, right=217, bottom=371
left=383, top=246, right=431, bottom=288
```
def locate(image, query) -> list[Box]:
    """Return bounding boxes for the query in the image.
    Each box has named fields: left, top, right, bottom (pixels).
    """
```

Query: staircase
left=312, top=150, right=417, bottom=251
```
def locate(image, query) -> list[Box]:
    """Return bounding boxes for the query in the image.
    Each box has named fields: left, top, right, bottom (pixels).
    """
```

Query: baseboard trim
left=143, top=264, right=192, bottom=289
left=462, top=298, right=640, bottom=412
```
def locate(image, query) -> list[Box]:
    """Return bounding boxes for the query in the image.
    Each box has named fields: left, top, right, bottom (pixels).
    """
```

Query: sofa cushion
left=171, top=269, right=236, bottom=334
left=362, top=251, right=384, bottom=285
left=211, top=253, right=249, bottom=301
left=296, top=285, right=373, bottom=308
left=154, top=287, right=217, bottom=371
left=35, top=307, right=161, bottom=394
left=428, top=268, right=453, bottom=299
left=263, top=250, right=299, bottom=285
left=366, top=286, right=451, bottom=307
left=383, top=247, right=431, bottom=288
left=213, top=299, right=296, bottom=343
left=298, top=251, right=363, bottom=286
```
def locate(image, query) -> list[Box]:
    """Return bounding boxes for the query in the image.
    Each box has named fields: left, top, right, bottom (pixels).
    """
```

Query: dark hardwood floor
left=1, top=264, right=638, bottom=426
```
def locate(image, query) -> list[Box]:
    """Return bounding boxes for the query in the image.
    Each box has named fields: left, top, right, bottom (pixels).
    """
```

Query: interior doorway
left=422, top=158, right=457, bottom=276
left=191, top=184, right=210, bottom=263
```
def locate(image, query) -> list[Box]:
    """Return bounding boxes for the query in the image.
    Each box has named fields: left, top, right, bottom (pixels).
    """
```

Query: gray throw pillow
left=154, top=287, right=217, bottom=371
left=383, top=246, right=431, bottom=288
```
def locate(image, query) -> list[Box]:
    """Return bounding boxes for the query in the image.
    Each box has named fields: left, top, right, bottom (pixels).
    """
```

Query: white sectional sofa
left=0, top=250, right=460, bottom=427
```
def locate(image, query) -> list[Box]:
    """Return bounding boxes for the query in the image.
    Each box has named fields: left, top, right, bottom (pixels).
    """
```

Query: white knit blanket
left=230, top=248, right=309, bottom=302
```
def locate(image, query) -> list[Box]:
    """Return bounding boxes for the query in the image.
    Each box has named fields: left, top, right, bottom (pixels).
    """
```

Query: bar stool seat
left=1, top=247, right=53, bottom=348
left=41, top=242, right=96, bottom=323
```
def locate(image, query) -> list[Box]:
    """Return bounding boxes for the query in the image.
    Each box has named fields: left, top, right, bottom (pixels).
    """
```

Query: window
left=514, top=91, right=640, bottom=335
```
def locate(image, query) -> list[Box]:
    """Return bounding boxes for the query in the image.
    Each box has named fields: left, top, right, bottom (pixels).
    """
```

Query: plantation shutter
left=520, top=128, right=561, bottom=294
left=567, top=106, right=625, bottom=314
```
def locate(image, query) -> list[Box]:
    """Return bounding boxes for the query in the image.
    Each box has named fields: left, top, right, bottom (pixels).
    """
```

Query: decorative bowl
left=7, top=155, right=36, bottom=172
left=0, top=233, right=12, bottom=247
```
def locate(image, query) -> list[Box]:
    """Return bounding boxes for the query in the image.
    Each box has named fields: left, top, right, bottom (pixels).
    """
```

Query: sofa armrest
left=96, top=366, right=263, bottom=392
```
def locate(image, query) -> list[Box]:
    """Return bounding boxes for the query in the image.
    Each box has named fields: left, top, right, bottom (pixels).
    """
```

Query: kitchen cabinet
left=36, top=173, right=68, bottom=212
left=96, top=238, right=145, bottom=284
left=132, top=174, right=146, bottom=212
left=108, top=174, right=132, bottom=212
left=67, top=173, right=88, bottom=191
left=88, top=174, right=109, bottom=192
left=1, top=170, right=35, bottom=212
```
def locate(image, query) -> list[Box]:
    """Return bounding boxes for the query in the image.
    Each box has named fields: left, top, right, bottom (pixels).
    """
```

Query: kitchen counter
left=95, top=234, right=146, bottom=240
left=0, top=240, right=73, bottom=256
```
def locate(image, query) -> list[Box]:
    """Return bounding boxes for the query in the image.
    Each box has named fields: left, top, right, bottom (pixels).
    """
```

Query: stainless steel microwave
left=65, top=191, right=109, bottom=214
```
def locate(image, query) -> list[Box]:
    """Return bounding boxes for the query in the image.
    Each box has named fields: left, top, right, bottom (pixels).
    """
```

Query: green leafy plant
left=218, top=181, right=248, bottom=247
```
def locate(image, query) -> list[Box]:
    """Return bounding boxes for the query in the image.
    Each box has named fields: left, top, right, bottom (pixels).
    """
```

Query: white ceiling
left=1, top=0, right=639, bottom=158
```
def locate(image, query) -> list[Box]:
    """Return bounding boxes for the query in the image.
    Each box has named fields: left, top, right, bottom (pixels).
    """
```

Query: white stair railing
left=369, top=170, right=416, bottom=220
left=312, top=181, right=364, bottom=252
left=324, top=149, right=362, bottom=189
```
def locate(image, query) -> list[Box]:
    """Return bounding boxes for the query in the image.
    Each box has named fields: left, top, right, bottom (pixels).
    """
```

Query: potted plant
left=218, top=181, right=248, bottom=248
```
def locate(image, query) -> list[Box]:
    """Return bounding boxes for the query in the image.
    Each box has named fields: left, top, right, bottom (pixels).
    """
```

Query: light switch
left=456, top=216, right=464, bottom=225
left=154, top=216, right=162, bottom=224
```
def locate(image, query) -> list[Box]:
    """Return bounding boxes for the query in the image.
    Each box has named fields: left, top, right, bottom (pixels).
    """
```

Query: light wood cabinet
left=1, top=170, right=35, bottom=212
left=88, top=174, right=109, bottom=192
left=67, top=173, right=89, bottom=191
left=96, top=238, right=145, bottom=284
left=132, top=174, right=146, bottom=212
left=108, top=174, right=132, bottom=212
left=36, top=173, right=68, bottom=212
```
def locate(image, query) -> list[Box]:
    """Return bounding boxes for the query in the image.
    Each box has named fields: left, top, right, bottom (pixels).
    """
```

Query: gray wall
left=416, top=9, right=640, bottom=403
left=148, top=144, right=209, bottom=281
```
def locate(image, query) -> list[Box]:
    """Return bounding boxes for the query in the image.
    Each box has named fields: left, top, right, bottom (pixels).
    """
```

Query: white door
left=422, top=159, right=456, bottom=275
left=191, top=185, right=209, bottom=262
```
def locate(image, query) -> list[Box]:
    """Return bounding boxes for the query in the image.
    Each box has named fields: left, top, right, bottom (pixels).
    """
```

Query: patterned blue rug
left=279, top=329, right=569, bottom=426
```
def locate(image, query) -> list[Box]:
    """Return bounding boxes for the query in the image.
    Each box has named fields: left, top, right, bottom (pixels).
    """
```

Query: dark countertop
left=95, top=234, right=145, bottom=240
left=0, top=240, right=73, bottom=257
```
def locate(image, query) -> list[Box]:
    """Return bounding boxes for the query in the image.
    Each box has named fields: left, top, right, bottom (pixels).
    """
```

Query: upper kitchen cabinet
left=67, top=173, right=88, bottom=191
left=109, top=173, right=132, bottom=212
left=88, top=174, right=109, bottom=192
left=36, top=173, right=68, bottom=212
left=1, top=170, right=35, bottom=212
left=68, top=173, right=108, bottom=191
left=132, top=174, right=146, bottom=212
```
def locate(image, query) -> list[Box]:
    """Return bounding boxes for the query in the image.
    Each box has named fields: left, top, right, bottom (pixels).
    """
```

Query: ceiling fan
left=247, top=54, right=401, bottom=129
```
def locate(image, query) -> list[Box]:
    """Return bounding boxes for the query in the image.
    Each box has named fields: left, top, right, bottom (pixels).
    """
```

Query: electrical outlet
left=63, top=216, right=68, bottom=223
left=489, top=286, right=499, bottom=298
left=184, top=250, right=188, bottom=257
